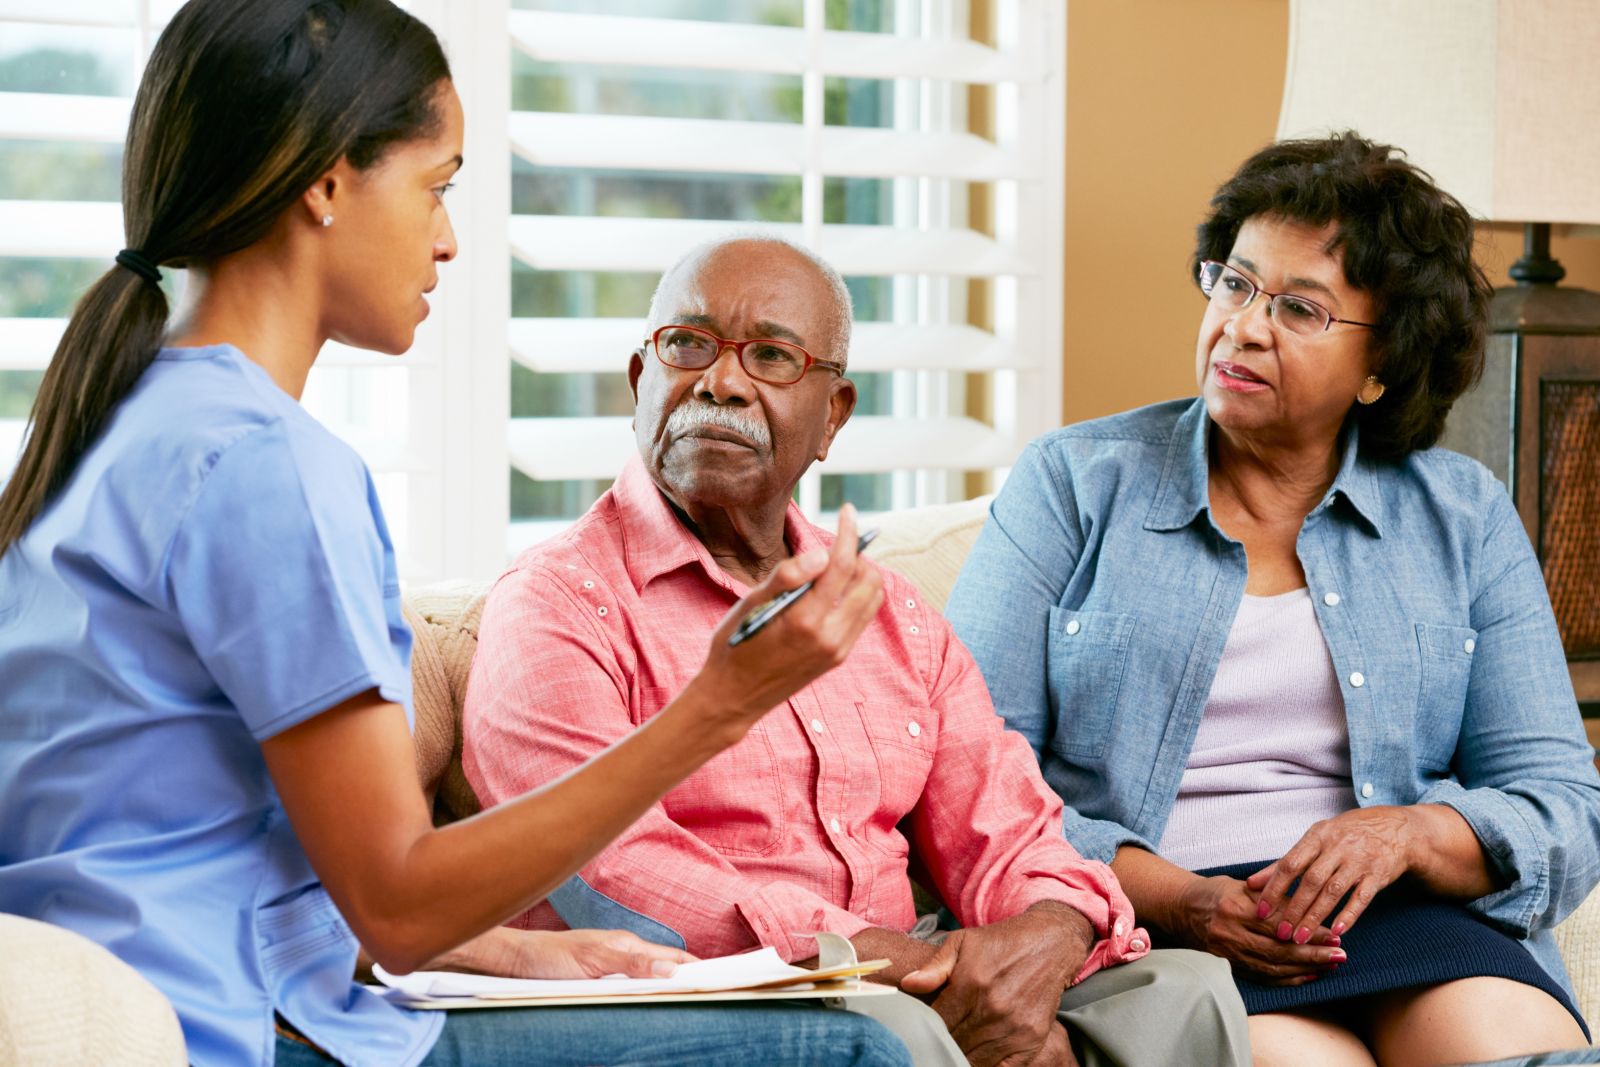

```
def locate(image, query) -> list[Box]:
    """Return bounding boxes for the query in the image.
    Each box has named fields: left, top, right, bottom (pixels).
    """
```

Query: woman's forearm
left=264, top=681, right=748, bottom=975
left=392, top=685, right=738, bottom=955
left=1403, top=802, right=1502, bottom=900
left=1110, top=845, right=1205, bottom=936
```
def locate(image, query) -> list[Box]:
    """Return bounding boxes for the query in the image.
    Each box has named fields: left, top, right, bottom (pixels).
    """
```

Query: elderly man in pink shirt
left=463, top=236, right=1247, bottom=1067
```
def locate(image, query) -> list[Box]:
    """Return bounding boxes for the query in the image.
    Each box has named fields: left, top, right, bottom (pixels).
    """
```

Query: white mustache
left=665, top=400, right=771, bottom=448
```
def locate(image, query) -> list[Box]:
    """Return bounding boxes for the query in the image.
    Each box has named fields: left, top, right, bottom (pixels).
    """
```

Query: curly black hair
left=1193, top=131, right=1494, bottom=461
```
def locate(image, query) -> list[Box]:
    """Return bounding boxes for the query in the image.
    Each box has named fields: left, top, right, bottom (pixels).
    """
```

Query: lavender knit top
left=1157, top=587, right=1357, bottom=871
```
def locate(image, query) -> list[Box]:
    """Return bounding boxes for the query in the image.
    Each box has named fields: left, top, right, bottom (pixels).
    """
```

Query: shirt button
left=1129, top=938, right=1146, bottom=953
left=905, top=598, right=916, bottom=609
left=596, top=606, right=608, bottom=617
left=1323, top=592, right=1341, bottom=606
left=1113, top=918, right=1125, bottom=937
left=909, top=625, right=919, bottom=635
left=1349, top=671, right=1365, bottom=688
left=1065, top=620, right=1081, bottom=636
left=1464, top=638, right=1476, bottom=653
left=810, top=718, right=825, bottom=733
left=1361, top=782, right=1375, bottom=798
left=582, top=579, right=595, bottom=589
left=907, top=721, right=921, bottom=738
left=830, top=817, right=841, bottom=833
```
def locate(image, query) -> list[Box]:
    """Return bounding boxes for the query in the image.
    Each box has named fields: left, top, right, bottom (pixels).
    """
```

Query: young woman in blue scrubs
left=0, top=2, right=900, bottom=1065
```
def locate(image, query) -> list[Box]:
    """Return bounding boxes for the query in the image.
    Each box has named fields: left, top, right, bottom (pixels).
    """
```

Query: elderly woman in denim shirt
left=948, top=132, right=1600, bottom=1067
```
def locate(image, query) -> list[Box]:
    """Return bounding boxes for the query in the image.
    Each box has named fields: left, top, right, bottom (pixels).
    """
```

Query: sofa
left=5, top=494, right=1599, bottom=1064
left=404, top=494, right=1600, bottom=1034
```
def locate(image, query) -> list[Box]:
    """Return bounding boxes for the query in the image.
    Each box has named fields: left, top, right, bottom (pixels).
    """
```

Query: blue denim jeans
left=273, top=1001, right=911, bottom=1067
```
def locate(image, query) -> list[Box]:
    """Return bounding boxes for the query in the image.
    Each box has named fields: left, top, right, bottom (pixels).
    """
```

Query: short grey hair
left=645, top=232, right=854, bottom=370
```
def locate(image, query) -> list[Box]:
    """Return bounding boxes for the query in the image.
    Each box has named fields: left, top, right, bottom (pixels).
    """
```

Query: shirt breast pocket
left=1414, top=622, right=1477, bottom=771
left=1046, top=608, right=1135, bottom=760
left=647, top=686, right=786, bottom=857
left=856, top=701, right=937, bottom=857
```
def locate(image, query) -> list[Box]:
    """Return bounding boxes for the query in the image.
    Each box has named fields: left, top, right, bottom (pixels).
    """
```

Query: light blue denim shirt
left=946, top=397, right=1600, bottom=993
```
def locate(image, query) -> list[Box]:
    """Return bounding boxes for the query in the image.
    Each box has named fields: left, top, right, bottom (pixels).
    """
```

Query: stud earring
left=321, top=214, right=334, bottom=227
left=1357, top=375, right=1385, bottom=405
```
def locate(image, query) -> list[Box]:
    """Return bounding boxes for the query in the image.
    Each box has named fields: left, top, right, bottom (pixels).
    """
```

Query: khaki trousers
left=842, top=949, right=1251, bottom=1066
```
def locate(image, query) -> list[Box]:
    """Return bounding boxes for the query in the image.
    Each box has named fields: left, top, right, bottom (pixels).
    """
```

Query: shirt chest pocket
left=1046, top=608, right=1135, bottom=760
left=856, top=701, right=937, bottom=827
left=645, top=687, right=786, bottom=857
left=1414, top=622, right=1477, bottom=771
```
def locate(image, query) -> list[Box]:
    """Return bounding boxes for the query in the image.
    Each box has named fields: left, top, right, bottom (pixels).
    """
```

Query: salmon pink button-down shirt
left=462, top=456, right=1148, bottom=980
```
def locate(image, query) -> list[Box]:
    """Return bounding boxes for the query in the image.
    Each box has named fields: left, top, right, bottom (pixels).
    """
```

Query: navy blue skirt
left=1195, top=861, right=1588, bottom=1039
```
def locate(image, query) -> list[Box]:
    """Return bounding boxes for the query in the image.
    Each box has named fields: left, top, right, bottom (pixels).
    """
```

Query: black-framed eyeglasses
left=648, top=325, right=844, bottom=386
left=1198, top=260, right=1377, bottom=336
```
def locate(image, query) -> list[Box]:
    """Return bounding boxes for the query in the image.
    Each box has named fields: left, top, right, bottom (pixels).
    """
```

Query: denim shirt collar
left=1143, top=398, right=1386, bottom=538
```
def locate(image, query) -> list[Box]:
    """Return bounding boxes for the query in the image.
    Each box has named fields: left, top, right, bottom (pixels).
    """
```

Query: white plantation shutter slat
left=0, top=318, right=68, bottom=370
left=509, top=10, right=806, bottom=75
left=508, top=10, right=1039, bottom=85
left=508, top=415, right=1015, bottom=482
left=0, top=199, right=121, bottom=258
left=509, top=215, right=1032, bottom=277
left=510, top=112, right=804, bottom=175
left=509, top=111, right=1033, bottom=183
left=0, top=91, right=130, bottom=142
left=819, top=125, right=1036, bottom=182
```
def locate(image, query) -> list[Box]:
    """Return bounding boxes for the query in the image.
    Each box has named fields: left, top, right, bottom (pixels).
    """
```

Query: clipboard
left=374, top=932, right=901, bottom=1010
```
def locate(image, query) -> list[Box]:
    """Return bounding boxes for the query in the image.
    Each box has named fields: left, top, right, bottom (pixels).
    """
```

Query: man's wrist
left=1024, top=901, right=1097, bottom=981
left=849, top=927, right=939, bottom=984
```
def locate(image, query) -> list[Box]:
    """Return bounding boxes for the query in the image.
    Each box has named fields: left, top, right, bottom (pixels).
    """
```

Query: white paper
left=373, top=947, right=817, bottom=1000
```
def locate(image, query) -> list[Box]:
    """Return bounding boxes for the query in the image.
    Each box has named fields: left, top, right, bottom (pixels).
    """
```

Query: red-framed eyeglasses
left=647, top=324, right=845, bottom=385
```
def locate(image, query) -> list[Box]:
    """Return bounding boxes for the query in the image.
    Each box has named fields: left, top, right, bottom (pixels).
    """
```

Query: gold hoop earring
left=1357, top=375, right=1385, bottom=405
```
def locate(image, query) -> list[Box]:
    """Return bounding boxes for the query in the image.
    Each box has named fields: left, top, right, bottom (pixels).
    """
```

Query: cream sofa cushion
left=0, top=914, right=185, bottom=1067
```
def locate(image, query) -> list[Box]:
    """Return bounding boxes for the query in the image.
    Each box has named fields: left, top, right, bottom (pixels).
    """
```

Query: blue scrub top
left=0, top=345, right=443, bottom=1066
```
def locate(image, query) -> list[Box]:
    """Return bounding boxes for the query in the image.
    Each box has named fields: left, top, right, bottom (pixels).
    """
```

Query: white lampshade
left=1277, top=0, right=1600, bottom=224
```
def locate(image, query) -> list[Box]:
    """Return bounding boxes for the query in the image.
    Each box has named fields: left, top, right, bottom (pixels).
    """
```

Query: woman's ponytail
left=0, top=261, right=169, bottom=552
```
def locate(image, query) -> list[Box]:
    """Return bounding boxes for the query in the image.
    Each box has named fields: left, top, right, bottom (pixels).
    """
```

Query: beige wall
left=1061, top=0, right=1600, bottom=426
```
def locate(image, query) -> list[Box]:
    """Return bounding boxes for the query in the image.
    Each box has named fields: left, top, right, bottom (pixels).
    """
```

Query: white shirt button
left=810, top=718, right=825, bottom=734
left=1065, top=620, right=1082, bottom=636
left=1361, top=782, right=1375, bottom=799
left=1113, top=918, right=1125, bottom=937
left=1464, top=638, right=1476, bottom=653
left=1349, top=671, right=1365, bottom=688
left=1323, top=592, right=1341, bottom=606
left=905, top=598, right=916, bottom=609
left=907, top=721, right=921, bottom=738
left=582, top=579, right=595, bottom=589
left=596, top=606, right=608, bottom=617
left=1129, top=938, right=1146, bottom=953
left=909, top=625, right=919, bottom=635
left=830, top=817, right=842, bottom=833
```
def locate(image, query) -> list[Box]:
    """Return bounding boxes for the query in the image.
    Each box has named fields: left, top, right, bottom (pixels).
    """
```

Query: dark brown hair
left=1194, top=131, right=1494, bottom=461
left=0, top=0, right=450, bottom=553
